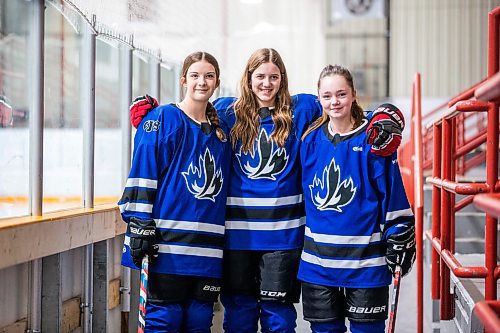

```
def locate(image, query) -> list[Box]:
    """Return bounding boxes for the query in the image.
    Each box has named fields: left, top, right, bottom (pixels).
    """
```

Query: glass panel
left=43, top=4, right=83, bottom=213
left=132, top=53, right=150, bottom=99
left=95, top=38, right=121, bottom=204
left=0, top=0, right=31, bottom=219
left=160, top=65, right=176, bottom=104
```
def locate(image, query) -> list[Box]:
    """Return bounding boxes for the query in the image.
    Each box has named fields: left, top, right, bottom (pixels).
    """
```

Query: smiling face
left=181, top=60, right=219, bottom=103
left=318, top=74, right=355, bottom=122
left=250, top=62, right=281, bottom=108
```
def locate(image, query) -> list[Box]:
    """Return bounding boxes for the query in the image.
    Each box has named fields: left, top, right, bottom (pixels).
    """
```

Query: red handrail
left=473, top=301, right=500, bottom=333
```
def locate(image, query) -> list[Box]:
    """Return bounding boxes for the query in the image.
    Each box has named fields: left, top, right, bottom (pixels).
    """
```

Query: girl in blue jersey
left=118, top=51, right=231, bottom=332
left=299, top=64, right=416, bottom=333
left=213, top=48, right=319, bottom=333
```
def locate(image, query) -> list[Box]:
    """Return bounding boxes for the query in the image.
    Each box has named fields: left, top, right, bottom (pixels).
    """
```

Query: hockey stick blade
left=138, top=255, right=149, bottom=333
left=387, top=265, right=402, bottom=333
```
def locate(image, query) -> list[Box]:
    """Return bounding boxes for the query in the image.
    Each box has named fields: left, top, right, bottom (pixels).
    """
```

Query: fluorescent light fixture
left=240, top=0, right=263, bottom=4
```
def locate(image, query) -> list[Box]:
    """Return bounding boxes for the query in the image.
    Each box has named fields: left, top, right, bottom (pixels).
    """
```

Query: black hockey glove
left=386, top=225, right=416, bottom=277
left=366, top=103, right=405, bottom=157
left=127, top=217, right=159, bottom=267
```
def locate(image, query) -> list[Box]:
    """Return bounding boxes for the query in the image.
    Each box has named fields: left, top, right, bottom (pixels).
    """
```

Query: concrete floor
left=211, top=266, right=420, bottom=332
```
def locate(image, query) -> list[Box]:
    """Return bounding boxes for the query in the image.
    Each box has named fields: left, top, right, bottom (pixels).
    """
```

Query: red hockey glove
left=366, top=103, right=404, bottom=157
left=130, top=95, right=158, bottom=128
left=0, top=96, right=13, bottom=127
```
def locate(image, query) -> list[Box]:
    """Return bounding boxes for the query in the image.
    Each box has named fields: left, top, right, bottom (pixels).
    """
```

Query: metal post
left=384, top=0, right=390, bottom=98
left=431, top=124, right=441, bottom=300
left=119, top=44, right=133, bottom=329
left=81, top=17, right=96, bottom=333
left=27, top=0, right=44, bottom=331
left=92, top=240, right=109, bottom=332
left=484, top=102, right=499, bottom=300
left=487, top=7, right=500, bottom=76
left=412, top=73, right=423, bottom=333
left=440, top=118, right=453, bottom=320
left=27, top=260, right=42, bottom=333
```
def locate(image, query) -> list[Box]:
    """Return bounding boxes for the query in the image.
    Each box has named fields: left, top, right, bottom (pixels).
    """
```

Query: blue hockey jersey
left=119, top=104, right=231, bottom=278
left=214, top=94, right=321, bottom=250
left=298, top=120, right=414, bottom=288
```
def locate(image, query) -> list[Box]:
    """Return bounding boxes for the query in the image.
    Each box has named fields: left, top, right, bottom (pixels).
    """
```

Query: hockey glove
left=130, top=95, right=158, bottom=128
left=0, top=97, right=13, bottom=127
left=386, top=225, right=416, bottom=277
left=127, top=217, right=159, bottom=267
left=366, top=103, right=405, bottom=157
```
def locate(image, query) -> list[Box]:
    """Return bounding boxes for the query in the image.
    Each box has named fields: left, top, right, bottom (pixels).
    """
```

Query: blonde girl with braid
left=119, top=51, right=231, bottom=332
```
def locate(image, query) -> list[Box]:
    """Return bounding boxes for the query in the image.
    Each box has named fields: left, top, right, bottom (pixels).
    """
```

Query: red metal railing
left=425, top=97, right=498, bottom=319
left=402, top=7, right=500, bottom=332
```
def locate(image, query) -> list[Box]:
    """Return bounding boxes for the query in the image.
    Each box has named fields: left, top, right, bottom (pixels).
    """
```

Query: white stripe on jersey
left=386, top=208, right=414, bottom=221
left=226, top=217, right=305, bottom=230
left=124, top=237, right=223, bottom=258
left=158, top=244, right=223, bottom=258
left=305, top=226, right=381, bottom=245
left=126, top=178, right=158, bottom=189
left=155, top=219, right=225, bottom=235
left=226, top=194, right=303, bottom=207
left=119, top=202, right=153, bottom=214
left=301, top=251, right=386, bottom=269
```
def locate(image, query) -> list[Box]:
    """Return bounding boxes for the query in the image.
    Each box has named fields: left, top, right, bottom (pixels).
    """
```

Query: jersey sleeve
left=118, top=106, right=178, bottom=223
left=292, top=93, right=322, bottom=126
left=371, top=153, right=415, bottom=239
left=213, top=96, right=237, bottom=129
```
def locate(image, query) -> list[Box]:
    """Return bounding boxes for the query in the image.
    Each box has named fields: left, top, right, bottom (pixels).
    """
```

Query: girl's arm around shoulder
left=292, top=93, right=322, bottom=123
left=213, top=96, right=237, bottom=129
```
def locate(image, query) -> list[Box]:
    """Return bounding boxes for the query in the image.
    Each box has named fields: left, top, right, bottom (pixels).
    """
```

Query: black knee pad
left=222, top=250, right=260, bottom=296
left=345, top=286, right=389, bottom=322
left=147, top=273, right=188, bottom=303
left=301, top=282, right=344, bottom=322
left=148, top=273, right=222, bottom=304
left=259, top=249, right=302, bottom=303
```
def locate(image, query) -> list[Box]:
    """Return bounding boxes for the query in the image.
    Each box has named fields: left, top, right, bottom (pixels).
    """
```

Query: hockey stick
left=138, top=255, right=149, bottom=333
left=387, top=265, right=402, bottom=333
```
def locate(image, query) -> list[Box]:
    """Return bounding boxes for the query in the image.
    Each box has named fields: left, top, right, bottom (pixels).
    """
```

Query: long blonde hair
left=230, top=48, right=292, bottom=152
left=180, top=51, right=226, bottom=142
left=302, top=64, right=364, bottom=140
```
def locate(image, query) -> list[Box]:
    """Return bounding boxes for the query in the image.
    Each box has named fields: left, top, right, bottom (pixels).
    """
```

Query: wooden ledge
left=0, top=203, right=119, bottom=230
left=0, top=204, right=127, bottom=270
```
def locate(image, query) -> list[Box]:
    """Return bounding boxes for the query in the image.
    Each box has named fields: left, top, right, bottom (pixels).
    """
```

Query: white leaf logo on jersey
left=309, top=157, right=356, bottom=212
left=235, top=129, right=289, bottom=180
left=182, top=148, right=224, bottom=202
